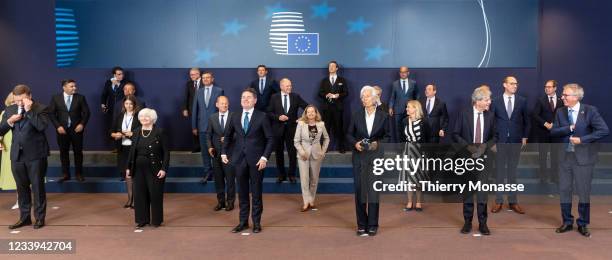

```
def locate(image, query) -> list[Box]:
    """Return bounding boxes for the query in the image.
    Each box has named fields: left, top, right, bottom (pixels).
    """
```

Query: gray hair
left=138, top=108, right=158, bottom=124
left=471, top=86, right=492, bottom=103
left=360, top=85, right=378, bottom=101
left=563, top=83, right=584, bottom=100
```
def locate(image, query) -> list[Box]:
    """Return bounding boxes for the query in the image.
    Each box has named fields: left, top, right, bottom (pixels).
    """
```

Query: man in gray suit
left=192, top=71, right=224, bottom=183
left=207, top=96, right=235, bottom=211
left=388, top=66, right=418, bottom=142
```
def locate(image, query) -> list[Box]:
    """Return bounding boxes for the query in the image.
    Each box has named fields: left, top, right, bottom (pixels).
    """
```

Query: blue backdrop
left=0, top=0, right=611, bottom=150
left=55, top=0, right=538, bottom=68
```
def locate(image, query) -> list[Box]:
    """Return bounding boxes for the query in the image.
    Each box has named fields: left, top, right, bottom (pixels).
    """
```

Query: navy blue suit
left=452, top=107, right=497, bottom=225
left=222, top=109, right=274, bottom=225
left=192, top=85, right=224, bottom=179
left=388, top=78, right=418, bottom=142
left=551, top=103, right=609, bottom=227
left=491, top=95, right=530, bottom=204
left=0, top=103, right=50, bottom=222
left=250, top=77, right=279, bottom=111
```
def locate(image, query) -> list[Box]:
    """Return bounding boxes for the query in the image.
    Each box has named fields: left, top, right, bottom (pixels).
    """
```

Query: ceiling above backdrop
left=55, top=0, right=538, bottom=68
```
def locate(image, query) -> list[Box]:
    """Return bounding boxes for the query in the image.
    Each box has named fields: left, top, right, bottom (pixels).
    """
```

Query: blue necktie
left=567, top=109, right=575, bottom=152
left=426, top=98, right=432, bottom=116
left=401, top=80, right=406, bottom=94
left=259, top=79, right=264, bottom=93
left=243, top=112, right=250, bottom=132
left=204, top=88, right=210, bottom=107
left=66, top=95, right=72, bottom=127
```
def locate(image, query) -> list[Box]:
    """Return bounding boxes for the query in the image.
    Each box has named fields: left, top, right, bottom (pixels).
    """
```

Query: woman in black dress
left=111, top=95, right=141, bottom=208
left=126, top=108, right=169, bottom=228
left=399, top=100, right=430, bottom=212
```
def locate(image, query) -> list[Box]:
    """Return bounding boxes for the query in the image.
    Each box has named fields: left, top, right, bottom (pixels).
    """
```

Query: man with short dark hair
left=250, top=65, right=279, bottom=111
left=0, top=84, right=50, bottom=229
left=222, top=88, right=274, bottom=234
left=101, top=66, right=126, bottom=151
left=47, top=79, right=91, bottom=182
left=531, top=80, right=563, bottom=183
left=319, top=60, right=348, bottom=153
left=419, top=84, right=449, bottom=143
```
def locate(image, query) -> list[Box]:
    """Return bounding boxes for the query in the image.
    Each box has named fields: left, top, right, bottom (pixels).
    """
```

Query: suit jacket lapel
left=467, top=109, right=474, bottom=142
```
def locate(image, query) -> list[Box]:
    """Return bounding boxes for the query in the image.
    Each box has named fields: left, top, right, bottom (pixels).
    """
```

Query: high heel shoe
left=415, top=203, right=423, bottom=212
left=300, top=205, right=310, bottom=212
left=403, top=203, right=413, bottom=212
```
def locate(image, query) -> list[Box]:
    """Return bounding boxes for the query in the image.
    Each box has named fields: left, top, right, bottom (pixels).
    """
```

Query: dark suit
left=419, top=97, right=449, bottom=143
left=222, top=109, right=274, bottom=225
left=250, top=77, right=279, bottom=111
left=491, top=95, right=530, bottom=205
left=47, top=93, right=90, bottom=178
left=452, top=107, right=497, bottom=225
left=127, top=126, right=170, bottom=226
left=0, top=103, right=50, bottom=222
left=318, top=75, right=348, bottom=151
left=192, top=85, right=224, bottom=179
left=207, top=112, right=236, bottom=206
left=389, top=78, right=418, bottom=142
left=185, top=79, right=201, bottom=151
left=531, top=94, right=563, bottom=182
left=551, top=103, right=609, bottom=227
left=346, top=108, right=390, bottom=231
left=267, top=92, right=308, bottom=180
left=100, top=80, right=125, bottom=145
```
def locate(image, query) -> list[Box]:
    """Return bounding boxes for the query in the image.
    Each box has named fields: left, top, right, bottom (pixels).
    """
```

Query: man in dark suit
left=452, top=85, right=497, bottom=236
left=192, top=72, right=224, bottom=184
left=222, top=88, right=274, bottom=234
left=318, top=60, right=348, bottom=152
left=183, top=68, right=202, bottom=153
left=267, top=78, right=308, bottom=183
left=100, top=66, right=126, bottom=150
left=389, top=66, right=418, bottom=142
left=112, top=82, right=145, bottom=124
left=490, top=76, right=530, bottom=214
left=250, top=65, right=279, bottom=111
left=531, top=80, right=563, bottom=183
left=419, top=84, right=449, bottom=143
left=47, top=79, right=90, bottom=182
left=207, top=96, right=236, bottom=211
left=0, top=84, right=50, bottom=229
left=346, top=86, right=390, bottom=236
left=551, top=83, right=609, bottom=237
left=373, top=86, right=389, bottom=113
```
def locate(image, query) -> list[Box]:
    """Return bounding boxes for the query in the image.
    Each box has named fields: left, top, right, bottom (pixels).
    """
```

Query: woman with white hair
left=346, top=85, right=390, bottom=237
left=126, top=108, right=170, bottom=228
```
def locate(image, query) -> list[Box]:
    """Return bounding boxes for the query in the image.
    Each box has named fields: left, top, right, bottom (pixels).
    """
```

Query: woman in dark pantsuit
left=126, top=108, right=169, bottom=228
left=111, top=95, right=141, bottom=208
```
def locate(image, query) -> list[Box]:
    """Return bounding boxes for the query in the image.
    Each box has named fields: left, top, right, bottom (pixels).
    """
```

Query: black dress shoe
left=213, top=203, right=225, bottom=211
left=289, top=176, right=297, bottom=183
left=368, top=227, right=378, bottom=236
left=200, top=177, right=208, bottom=184
left=136, top=223, right=147, bottom=228
left=9, top=219, right=32, bottom=229
left=225, top=202, right=234, bottom=211
left=479, top=224, right=490, bottom=235
left=577, top=226, right=591, bottom=237
left=33, top=220, right=45, bottom=229
left=461, top=222, right=472, bottom=234
left=555, top=224, right=573, bottom=233
left=356, top=229, right=368, bottom=236
left=276, top=177, right=286, bottom=183
left=253, top=224, right=262, bottom=233
left=339, top=149, right=347, bottom=154
left=231, top=223, right=249, bottom=233
left=58, top=176, right=70, bottom=183
left=151, top=223, right=161, bottom=228
left=76, top=175, right=85, bottom=182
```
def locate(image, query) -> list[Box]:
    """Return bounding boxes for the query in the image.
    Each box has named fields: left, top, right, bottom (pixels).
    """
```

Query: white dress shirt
left=365, top=108, right=376, bottom=137
left=329, top=74, right=337, bottom=85
left=218, top=111, right=228, bottom=130
left=568, top=102, right=580, bottom=125
left=426, top=96, right=436, bottom=114
left=503, top=93, right=515, bottom=113
left=121, top=112, right=134, bottom=146
left=282, top=92, right=291, bottom=112
left=548, top=94, right=557, bottom=108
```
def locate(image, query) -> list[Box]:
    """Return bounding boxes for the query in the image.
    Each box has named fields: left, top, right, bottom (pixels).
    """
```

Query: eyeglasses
left=561, top=94, right=576, bottom=97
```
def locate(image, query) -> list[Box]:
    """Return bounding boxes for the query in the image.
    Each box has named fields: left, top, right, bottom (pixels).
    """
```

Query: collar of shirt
left=219, top=112, right=228, bottom=117
left=204, top=85, right=213, bottom=89
left=427, top=96, right=435, bottom=103
left=503, top=93, right=515, bottom=99
left=63, top=92, right=73, bottom=99
left=548, top=94, right=557, bottom=99
left=259, top=77, right=266, bottom=81
left=243, top=108, right=255, bottom=115
left=569, top=102, right=580, bottom=112
left=473, top=106, right=483, bottom=115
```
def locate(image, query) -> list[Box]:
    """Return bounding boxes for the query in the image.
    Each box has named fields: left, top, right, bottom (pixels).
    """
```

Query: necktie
left=475, top=112, right=482, bottom=144
left=194, top=81, right=198, bottom=90
left=66, top=95, right=72, bottom=127
left=17, top=106, right=25, bottom=129
left=220, top=114, right=225, bottom=132
left=401, top=80, right=405, bottom=94
left=426, top=98, right=432, bottom=115
left=567, top=109, right=575, bottom=152
left=331, top=76, right=335, bottom=86
left=549, top=96, right=555, bottom=111
left=112, top=84, right=117, bottom=92
left=283, top=94, right=288, bottom=114
left=243, top=112, right=250, bottom=132
left=506, top=96, right=513, bottom=119
left=260, top=79, right=264, bottom=93
left=204, top=87, right=210, bottom=107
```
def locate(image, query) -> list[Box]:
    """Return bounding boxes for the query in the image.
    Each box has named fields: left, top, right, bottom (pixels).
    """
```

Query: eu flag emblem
left=287, top=33, right=319, bottom=55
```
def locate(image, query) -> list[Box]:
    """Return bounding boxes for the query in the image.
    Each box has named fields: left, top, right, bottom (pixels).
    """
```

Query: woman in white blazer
left=294, top=105, right=330, bottom=212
